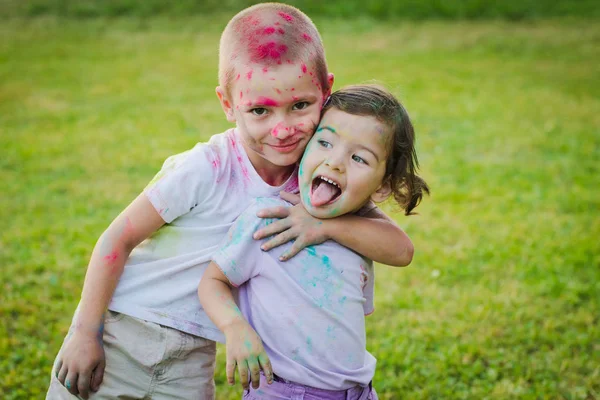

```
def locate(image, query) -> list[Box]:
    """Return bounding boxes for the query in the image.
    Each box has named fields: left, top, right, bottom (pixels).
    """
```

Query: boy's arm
left=198, top=263, right=273, bottom=390
left=56, top=193, right=165, bottom=398
left=254, top=192, right=413, bottom=267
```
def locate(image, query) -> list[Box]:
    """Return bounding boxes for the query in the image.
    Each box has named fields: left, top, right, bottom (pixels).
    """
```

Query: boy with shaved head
left=47, top=3, right=413, bottom=399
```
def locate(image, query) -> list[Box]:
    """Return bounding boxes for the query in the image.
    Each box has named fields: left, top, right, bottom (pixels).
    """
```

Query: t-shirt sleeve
left=362, top=261, right=375, bottom=316
left=144, top=144, right=216, bottom=223
left=212, top=199, right=281, bottom=287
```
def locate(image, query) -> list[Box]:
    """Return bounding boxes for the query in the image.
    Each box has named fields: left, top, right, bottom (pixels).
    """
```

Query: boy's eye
left=318, top=139, right=332, bottom=149
left=251, top=108, right=268, bottom=116
left=292, top=101, right=309, bottom=111
left=352, top=154, right=367, bottom=164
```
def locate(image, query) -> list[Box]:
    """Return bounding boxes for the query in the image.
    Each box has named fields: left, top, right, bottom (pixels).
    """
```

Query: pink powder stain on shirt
left=256, top=96, right=279, bottom=107
left=247, top=70, right=253, bottom=80
left=302, top=33, right=312, bottom=42
left=240, top=91, right=243, bottom=99
left=229, top=136, right=251, bottom=181
left=278, top=12, right=294, bottom=22
left=262, top=66, right=269, bottom=73
left=278, top=28, right=285, bottom=34
left=301, top=63, right=308, bottom=74
left=236, top=73, right=241, bottom=81
left=264, top=26, right=276, bottom=35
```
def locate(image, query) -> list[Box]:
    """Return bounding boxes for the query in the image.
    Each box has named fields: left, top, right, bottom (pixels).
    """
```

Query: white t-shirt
left=108, top=129, right=298, bottom=342
left=213, top=197, right=376, bottom=390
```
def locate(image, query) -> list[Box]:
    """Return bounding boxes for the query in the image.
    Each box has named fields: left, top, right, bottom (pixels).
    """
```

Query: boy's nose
left=271, top=120, right=295, bottom=140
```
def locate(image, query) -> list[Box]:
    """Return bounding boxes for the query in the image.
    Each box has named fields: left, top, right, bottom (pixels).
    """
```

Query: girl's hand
left=55, top=328, right=105, bottom=399
left=223, top=321, right=273, bottom=390
left=254, top=191, right=329, bottom=261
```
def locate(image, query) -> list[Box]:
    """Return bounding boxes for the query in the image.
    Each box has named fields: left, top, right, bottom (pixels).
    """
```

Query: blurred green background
left=1, top=1, right=599, bottom=399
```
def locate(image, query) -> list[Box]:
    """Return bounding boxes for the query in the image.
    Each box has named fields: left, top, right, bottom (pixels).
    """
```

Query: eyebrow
left=316, top=126, right=381, bottom=162
left=250, top=94, right=318, bottom=108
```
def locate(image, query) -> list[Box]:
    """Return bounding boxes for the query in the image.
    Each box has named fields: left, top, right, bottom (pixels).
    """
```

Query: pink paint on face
left=301, top=63, right=307, bottom=74
left=302, top=33, right=312, bottom=42
left=262, top=67, right=269, bottom=73
left=240, top=91, right=243, bottom=99
left=271, top=122, right=284, bottom=138
left=275, top=88, right=282, bottom=94
left=247, top=70, right=253, bottom=80
left=292, top=95, right=299, bottom=101
left=256, top=96, right=279, bottom=107
left=278, top=12, right=294, bottom=22
left=236, top=73, right=241, bottom=81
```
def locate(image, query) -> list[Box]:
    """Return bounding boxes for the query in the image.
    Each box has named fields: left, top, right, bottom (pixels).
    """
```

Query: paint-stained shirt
left=213, top=197, right=376, bottom=390
left=108, top=129, right=298, bottom=343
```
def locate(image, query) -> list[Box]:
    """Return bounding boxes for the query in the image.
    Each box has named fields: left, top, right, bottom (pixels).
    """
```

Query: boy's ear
left=370, top=180, right=392, bottom=203
left=215, top=86, right=236, bottom=123
left=325, top=73, right=335, bottom=98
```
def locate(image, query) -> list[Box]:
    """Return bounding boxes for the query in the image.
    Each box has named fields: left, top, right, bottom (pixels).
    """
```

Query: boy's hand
left=254, top=191, right=328, bottom=260
left=223, top=321, right=273, bottom=390
left=55, top=329, right=105, bottom=399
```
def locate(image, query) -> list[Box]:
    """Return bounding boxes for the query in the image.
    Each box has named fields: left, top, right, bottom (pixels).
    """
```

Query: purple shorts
left=243, top=373, right=378, bottom=400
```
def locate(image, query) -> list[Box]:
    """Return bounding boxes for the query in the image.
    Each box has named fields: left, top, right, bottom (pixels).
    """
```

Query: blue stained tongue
left=310, top=180, right=338, bottom=207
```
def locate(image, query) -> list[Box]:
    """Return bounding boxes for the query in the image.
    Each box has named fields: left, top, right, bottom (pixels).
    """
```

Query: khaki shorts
left=46, top=311, right=217, bottom=399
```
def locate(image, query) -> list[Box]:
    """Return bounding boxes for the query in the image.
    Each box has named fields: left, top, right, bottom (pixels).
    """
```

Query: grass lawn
left=1, top=15, right=599, bottom=399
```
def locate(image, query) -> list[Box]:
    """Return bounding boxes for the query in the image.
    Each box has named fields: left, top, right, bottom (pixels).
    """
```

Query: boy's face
left=217, top=61, right=333, bottom=172
left=298, top=107, right=391, bottom=219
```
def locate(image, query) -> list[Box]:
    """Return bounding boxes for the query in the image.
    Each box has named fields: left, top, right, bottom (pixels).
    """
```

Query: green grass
left=1, top=0, right=599, bottom=20
left=1, top=15, right=599, bottom=399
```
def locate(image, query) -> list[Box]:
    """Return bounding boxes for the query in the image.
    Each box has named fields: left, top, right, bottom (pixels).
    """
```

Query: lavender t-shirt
left=213, top=197, right=376, bottom=390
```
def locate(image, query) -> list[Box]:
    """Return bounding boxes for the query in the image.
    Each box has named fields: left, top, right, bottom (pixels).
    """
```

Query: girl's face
left=217, top=61, right=332, bottom=174
left=298, top=107, right=391, bottom=219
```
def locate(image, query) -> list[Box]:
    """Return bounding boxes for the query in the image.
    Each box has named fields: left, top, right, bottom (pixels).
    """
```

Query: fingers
left=261, top=230, right=296, bottom=253
left=279, top=240, right=305, bottom=261
left=54, top=359, right=63, bottom=378
left=57, top=363, right=68, bottom=385
left=258, top=353, right=273, bottom=385
left=65, top=371, right=79, bottom=396
left=279, top=190, right=300, bottom=205
left=248, top=359, right=261, bottom=389
left=238, top=360, right=250, bottom=391
left=256, top=206, right=290, bottom=219
left=226, top=359, right=236, bottom=386
left=78, top=371, right=92, bottom=399
left=90, top=360, right=105, bottom=392
left=253, top=219, right=291, bottom=241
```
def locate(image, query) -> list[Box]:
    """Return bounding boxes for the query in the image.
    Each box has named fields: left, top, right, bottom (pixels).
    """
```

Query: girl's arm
left=198, top=263, right=273, bottom=390
left=56, top=193, right=165, bottom=398
left=254, top=192, right=413, bottom=266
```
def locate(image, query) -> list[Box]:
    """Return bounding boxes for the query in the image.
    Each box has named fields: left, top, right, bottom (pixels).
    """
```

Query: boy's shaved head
left=219, top=3, right=329, bottom=94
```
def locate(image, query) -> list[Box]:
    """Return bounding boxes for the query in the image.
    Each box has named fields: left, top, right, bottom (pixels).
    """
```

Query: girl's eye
left=292, top=101, right=309, bottom=111
left=251, top=108, right=268, bottom=116
left=318, top=139, right=332, bottom=149
left=352, top=154, right=368, bottom=164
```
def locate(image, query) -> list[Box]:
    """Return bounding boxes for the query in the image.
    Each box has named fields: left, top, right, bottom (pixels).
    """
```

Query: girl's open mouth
left=310, top=175, right=342, bottom=207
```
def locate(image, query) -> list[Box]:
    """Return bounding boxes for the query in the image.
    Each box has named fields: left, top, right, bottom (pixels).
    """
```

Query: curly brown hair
left=322, top=84, right=429, bottom=215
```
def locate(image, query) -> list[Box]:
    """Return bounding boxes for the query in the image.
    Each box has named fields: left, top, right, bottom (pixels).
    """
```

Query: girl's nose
left=325, top=151, right=345, bottom=173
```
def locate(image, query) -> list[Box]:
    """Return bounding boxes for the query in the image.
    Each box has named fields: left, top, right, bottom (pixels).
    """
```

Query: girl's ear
left=215, top=86, right=236, bottom=123
left=371, top=180, right=392, bottom=203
